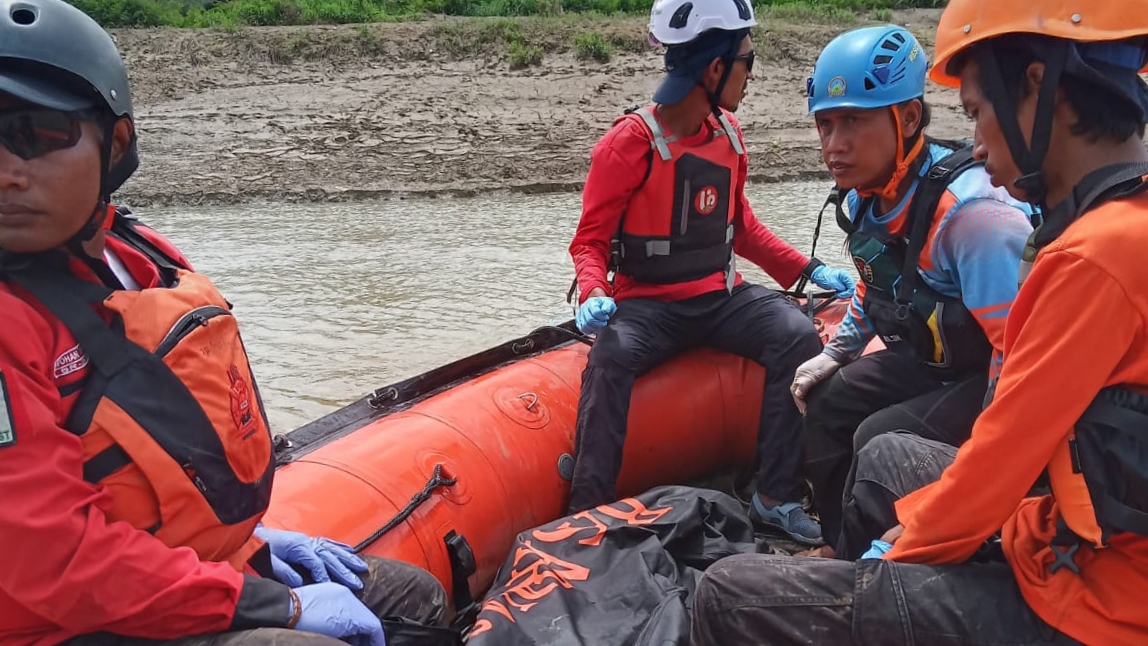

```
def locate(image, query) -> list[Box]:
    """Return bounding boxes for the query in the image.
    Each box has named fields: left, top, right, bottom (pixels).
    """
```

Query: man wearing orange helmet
left=690, top=1, right=1148, bottom=644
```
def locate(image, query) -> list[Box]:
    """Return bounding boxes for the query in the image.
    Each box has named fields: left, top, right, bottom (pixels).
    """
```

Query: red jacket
left=570, top=109, right=810, bottom=304
left=0, top=226, right=289, bottom=645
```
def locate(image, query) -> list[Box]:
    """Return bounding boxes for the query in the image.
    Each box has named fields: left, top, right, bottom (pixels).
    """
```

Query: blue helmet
left=806, top=25, right=927, bottom=115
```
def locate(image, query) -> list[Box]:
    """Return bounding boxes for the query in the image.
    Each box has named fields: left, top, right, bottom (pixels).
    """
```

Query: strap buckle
left=1049, top=542, right=1082, bottom=575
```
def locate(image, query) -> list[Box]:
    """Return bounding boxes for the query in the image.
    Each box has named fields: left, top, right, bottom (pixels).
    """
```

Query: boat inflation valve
left=557, top=453, right=575, bottom=481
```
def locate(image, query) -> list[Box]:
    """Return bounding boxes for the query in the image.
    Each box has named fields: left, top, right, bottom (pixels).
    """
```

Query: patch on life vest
left=0, top=371, right=17, bottom=448
left=852, top=255, right=874, bottom=283
left=828, top=77, right=847, bottom=98
left=694, top=186, right=719, bottom=215
left=53, top=344, right=89, bottom=379
left=228, top=365, right=259, bottom=440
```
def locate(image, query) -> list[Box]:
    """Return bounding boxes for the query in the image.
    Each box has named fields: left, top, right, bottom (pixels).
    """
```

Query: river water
left=142, top=180, right=851, bottom=433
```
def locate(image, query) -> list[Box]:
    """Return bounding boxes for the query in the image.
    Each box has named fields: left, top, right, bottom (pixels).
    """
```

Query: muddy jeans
left=66, top=556, right=450, bottom=646
left=690, top=432, right=1084, bottom=646
left=803, top=351, right=986, bottom=551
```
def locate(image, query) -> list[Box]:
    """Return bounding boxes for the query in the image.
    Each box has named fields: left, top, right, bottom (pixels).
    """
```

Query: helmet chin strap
left=66, top=113, right=118, bottom=248
left=62, top=114, right=126, bottom=288
left=856, top=103, right=927, bottom=202
left=974, top=41, right=1068, bottom=218
left=703, top=28, right=749, bottom=117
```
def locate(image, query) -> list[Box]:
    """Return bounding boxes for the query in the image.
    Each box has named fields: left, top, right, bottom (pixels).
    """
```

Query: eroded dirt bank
left=112, top=9, right=960, bottom=206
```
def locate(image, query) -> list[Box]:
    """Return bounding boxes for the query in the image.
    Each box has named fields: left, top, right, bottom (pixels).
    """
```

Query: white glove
left=791, top=353, right=842, bottom=415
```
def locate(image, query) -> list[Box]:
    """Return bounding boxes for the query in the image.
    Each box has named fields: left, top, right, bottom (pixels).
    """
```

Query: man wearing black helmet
left=0, top=1, right=447, bottom=644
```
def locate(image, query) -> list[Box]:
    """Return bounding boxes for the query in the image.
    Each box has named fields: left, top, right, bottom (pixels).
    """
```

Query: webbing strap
left=716, top=112, right=745, bottom=156
left=635, top=108, right=674, bottom=162
left=895, top=146, right=979, bottom=305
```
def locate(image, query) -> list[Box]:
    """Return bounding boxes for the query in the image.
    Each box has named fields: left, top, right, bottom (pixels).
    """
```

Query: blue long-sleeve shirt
left=825, top=143, right=1034, bottom=386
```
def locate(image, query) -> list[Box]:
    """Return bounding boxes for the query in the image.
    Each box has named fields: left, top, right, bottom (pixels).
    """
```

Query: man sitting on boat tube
left=0, top=1, right=447, bottom=644
left=790, top=25, right=1033, bottom=559
left=566, top=0, right=855, bottom=545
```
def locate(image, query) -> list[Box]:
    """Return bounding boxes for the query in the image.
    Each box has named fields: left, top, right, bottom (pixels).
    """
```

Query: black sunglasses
left=0, top=107, right=85, bottom=160
left=734, top=50, right=756, bottom=74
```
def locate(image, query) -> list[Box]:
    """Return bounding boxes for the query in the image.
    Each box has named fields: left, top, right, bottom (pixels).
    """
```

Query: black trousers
left=567, top=283, right=823, bottom=514
left=802, top=350, right=987, bottom=550
left=690, top=432, right=1083, bottom=646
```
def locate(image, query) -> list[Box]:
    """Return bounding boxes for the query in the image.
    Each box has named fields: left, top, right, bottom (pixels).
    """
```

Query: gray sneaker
left=750, top=497, right=824, bottom=545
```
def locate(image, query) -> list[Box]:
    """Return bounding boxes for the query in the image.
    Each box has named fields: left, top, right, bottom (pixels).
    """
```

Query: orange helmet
left=930, top=0, right=1148, bottom=87
left=927, top=0, right=1148, bottom=209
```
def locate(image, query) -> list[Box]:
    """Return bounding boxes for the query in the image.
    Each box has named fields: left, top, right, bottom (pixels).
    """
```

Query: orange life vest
left=611, top=106, right=745, bottom=287
left=2, top=213, right=274, bottom=569
left=1033, top=168, right=1148, bottom=567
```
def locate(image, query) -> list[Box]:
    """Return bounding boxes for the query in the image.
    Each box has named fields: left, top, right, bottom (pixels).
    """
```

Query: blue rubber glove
left=810, top=265, right=856, bottom=299
left=254, top=526, right=368, bottom=589
left=294, top=582, right=385, bottom=646
left=860, top=539, right=893, bottom=560
left=575, top=296, right=617, bottom=335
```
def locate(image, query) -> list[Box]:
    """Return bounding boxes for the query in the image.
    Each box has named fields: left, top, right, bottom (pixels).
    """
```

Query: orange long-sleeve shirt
left=888, top=189, right=1148, bottom=646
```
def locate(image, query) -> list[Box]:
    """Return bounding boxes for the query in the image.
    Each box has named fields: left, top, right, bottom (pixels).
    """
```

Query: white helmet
left=648, top=0, right=757, bottom=47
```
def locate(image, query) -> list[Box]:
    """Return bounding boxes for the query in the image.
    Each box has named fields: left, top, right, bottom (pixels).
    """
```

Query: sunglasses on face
left=734, top=50, right=756, bottom=74
left=0, top=107, right=85, bottom=160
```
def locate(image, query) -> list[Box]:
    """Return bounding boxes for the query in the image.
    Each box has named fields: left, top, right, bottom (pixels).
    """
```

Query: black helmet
left=0, top=0, right=138, bottom=195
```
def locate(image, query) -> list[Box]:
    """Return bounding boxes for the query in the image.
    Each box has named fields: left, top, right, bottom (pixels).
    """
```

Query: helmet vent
left=10, top=6, right=37, bottom=25
left=669, top=3, right=692, bottom=29
left=732, top=0, right=752, bottom=21
left=864, top=78, right=876, bottom=91
left=890, top=32, right=906, bottom=44
left=873, top=54, right=893, bottom=65
left=880, top=38, right=900, bottom=52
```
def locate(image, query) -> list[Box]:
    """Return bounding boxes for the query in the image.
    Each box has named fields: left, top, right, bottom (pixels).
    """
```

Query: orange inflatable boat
left=262, top=296, right=857, bottom=604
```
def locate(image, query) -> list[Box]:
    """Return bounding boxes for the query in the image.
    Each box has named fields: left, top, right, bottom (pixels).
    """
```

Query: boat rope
left=529, top=324, right=594, bottom=346
left=783, top=189, right=839, bottom=320
left=352, top=463, right=457, bottom=553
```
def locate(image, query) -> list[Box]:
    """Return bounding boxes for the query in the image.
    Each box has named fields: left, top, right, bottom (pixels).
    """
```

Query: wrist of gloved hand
left=801, top=258, right=826, bottom=280
left=809, top=264, right=856, bottom=299
left=287, top=589, right=302, bottom=628
left=860, top=539, right=894, bottom=560
left=790, top=352, right=843, bottom=414
left=575, top=296, right=616, bottom=335
left=294, top=582, right=386, bottom=646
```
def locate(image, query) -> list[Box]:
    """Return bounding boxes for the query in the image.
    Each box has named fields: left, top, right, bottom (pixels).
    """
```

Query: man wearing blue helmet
left=788, top=25, right=1034, bottom=558
left=565, top=0, right=856, bottom=544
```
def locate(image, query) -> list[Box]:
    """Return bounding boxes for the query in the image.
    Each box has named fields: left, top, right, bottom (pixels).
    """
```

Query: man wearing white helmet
left=566, top=0, right=856, bottom=545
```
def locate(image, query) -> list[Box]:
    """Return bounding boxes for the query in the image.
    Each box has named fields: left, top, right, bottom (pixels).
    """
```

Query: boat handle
left=517, top=392, right=539, bottom=411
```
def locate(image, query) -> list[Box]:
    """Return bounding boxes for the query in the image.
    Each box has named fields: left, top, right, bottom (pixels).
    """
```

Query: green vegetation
left=508, top=40, right=544, bottom=67
left=72, top=0, right=944, bottom=29
left=573, top=31, right=611, bottom=62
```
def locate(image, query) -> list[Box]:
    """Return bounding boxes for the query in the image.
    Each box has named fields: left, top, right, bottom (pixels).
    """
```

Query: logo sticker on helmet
left=908, top=44, right=920, bottom=62
left=828, top=77, right=846, bottom=97
left=695, top=186, right=719, bottom=215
